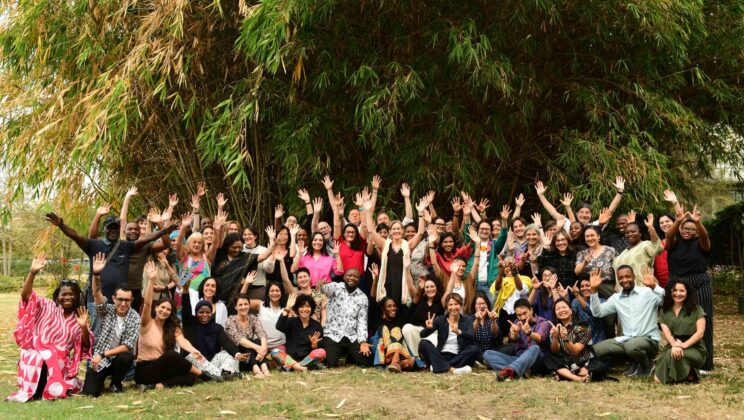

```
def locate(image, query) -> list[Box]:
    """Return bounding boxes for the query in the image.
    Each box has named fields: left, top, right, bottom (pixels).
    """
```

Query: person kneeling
left=482, top=298, right=550, bottom=381
left=83, top=253, right=140, bottom=396
left=272, top=293, right=327, bottom=371
left=374, top=297, right=414, bottom=372
left=654, top=279, right=707, bottom=384
left=419, top=293, right=478, bottom=375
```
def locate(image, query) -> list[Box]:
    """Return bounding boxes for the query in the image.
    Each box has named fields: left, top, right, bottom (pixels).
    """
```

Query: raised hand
left=613, top=176, right=625, bottom=193
left=265, top=226, right=276, bottom=243
left=168, top=193, right=179, bottom=208
left=500, top=204, right=512, bottom=221
left=627, top=210, right=636, bottom=223
left=400, top=183, right=411, bottom=198
left=321, top=175, right=334, bottom=190
left=352, top=192, right=363, bottom=208
left=190, top=194, right=200, bottom=209
left=589, top=268, right=602, bottom=292
left=641, top=266, right=657, bottom=288
left=644, top=213, right=655, bottom=229
left=91, top=252, right=107, bottom=275
left=196, top=181, right=207, bottom=198
left=361, top=187, right=371, bottom=202
left=312, top=197, right=323, bottom=213
left=286, top=291, right=298, bottom=310
left=417, top=276, right=425, bottom=290
left=560, top=192, right=573, bottom=208
left=514, top=193, right=525, bottom=208
left=571, top=281, right=580, bottom=297
left=289, top=224, right=300, bottom=239
left=507, top=320, right=520, bottom=337
left=422, top=209, right=432, bottom=225
left=96, top=203, right=112, bottom=216
left=244, top=271, right=257, bottom=286
left=531, top=213, right=542, bottom=227
left=663, top=189, right=678, bottom=204
left=297, top=240, right=307, bottom=255
left=75, top=306, right=89, bottom=328
left=335, top=193, right=345, bottom=210
left=689, top=205, right=701, bottom=222
left=556, top=281, right=568, bottom=298
left=45, top=212, right=64, bottom=226
left=161, top=207, right=173, bottom=223
left=144, top=259, right=159, bottom=280
left=415, top=199, right=427, bottom=213
left=30, top=254, right=48, bottom=274
left=332, top=240, right=341, bottom=256
left=450, top=260, right=462, bottom=274
left=467, top=225, right=478, bottom=242
left=297, top=189, right=310, bottom=203
left=180, top=213, right=193, bottom=230
left=125, top=186, right=138, bottom=199
left=309, top=331, right=322, bottom=348
left=149, top=208, right=163, bottom=225
left=451, top=197, right=462, bottom=213
left=368, top=262, right=379, bottom=280
left=535, top=180, right=547, bottom=195
left=598, top=207, right=612, bottom=226
left=531, top=276, right=541, bottom=290
left=549, top=321, right=559, bottom=338
left=217, top=192, right=228, bottom=208
left=371, top=175, right=381, bottom=190
left=275, top=204, right=285, bottom=219
left=477, top=198, right=490, bottom=214
left=427, top=223, right=438, bottom=243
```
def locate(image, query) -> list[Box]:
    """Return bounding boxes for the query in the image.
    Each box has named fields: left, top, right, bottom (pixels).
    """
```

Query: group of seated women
left=7, top=176, right=713, bottom=401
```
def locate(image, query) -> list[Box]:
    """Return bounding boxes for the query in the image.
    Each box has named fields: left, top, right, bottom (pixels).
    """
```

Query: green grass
left=0, top=292, right=743, bottom=419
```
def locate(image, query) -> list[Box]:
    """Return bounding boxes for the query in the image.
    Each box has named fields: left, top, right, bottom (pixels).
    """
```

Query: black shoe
left=109, top=383, right=124, bottom=393
left=200, top=371, right=224, bottom=383
left=314, top=362, right=327, bottom=370
left=628, top=365, right=651, bottom=378
left=623, top=363, right=638, bottom=376
left=137, top=384, right=155, bottom=392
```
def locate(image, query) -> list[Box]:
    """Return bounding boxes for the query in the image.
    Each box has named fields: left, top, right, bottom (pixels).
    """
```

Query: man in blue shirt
left=590, top=265, right=664, bottom=377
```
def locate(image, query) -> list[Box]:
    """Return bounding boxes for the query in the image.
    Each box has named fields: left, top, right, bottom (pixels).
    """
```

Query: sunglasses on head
left=60, top=279, right=79, bottom=286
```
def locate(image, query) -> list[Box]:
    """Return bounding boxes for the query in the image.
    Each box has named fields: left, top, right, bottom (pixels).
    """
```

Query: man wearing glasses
left=82, top=253, right=141, bottom=396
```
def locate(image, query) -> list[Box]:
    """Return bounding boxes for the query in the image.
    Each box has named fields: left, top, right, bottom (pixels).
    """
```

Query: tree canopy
left=1, top=0, right=743, bottom=229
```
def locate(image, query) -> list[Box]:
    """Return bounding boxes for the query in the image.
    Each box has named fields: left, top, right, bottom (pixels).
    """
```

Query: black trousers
left=322, top=337, right=372, bottom=367
left=135, top=350, right=196, bottom=387
left=82, top=352, right=135, bottom=397
left=418, top=340, right=479, bottom=373
left=131, top=289, right=143, bottom=314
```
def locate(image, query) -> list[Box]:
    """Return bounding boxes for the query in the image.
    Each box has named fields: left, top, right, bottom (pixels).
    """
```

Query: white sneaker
left=452, top=366, right=472, bottom=375
left=699, top=370, right=711, bottom=376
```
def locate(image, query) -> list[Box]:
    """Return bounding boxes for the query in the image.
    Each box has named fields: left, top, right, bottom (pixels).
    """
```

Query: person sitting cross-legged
left=83, top=253, right=140, bottom=397
left=482, top=298, right=550, bottom=381
left=590, top=266, right=664, bottom=377
left=271, top=293, right=327, bottom=371
left=418, top=293, right=479, bottom=375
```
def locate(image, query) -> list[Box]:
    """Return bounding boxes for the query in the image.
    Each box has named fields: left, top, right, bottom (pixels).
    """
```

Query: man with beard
left=318, top=269, right=372, bottom=367
left=590, top=265, right=664, bottom=377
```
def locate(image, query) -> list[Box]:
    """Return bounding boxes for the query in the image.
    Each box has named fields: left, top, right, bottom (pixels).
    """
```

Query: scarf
left=491, top=275, right=531, bottom=314
left=194, top=300, right=222, bottom=360
left=376, top=238, right=411, bottom=305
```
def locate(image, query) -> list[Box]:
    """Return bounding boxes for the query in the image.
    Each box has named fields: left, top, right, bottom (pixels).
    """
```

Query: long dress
left=7, top=292, right=92, bottom=402
left=654, top=305, right=707, bottom=384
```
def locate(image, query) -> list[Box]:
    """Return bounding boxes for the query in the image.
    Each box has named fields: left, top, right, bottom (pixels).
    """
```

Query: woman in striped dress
left=665, top=206, right=713, bottom=371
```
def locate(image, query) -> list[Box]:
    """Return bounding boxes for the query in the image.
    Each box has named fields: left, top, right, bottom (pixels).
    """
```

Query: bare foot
left=293, top=364, right=308, bottom=372
left=155, top=383, right=165, bottom=390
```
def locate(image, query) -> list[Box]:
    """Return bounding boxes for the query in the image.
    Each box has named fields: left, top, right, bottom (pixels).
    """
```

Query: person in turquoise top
left=461, top=205, right=510, bottom=304
left=654, top=278, right=707, bottom=384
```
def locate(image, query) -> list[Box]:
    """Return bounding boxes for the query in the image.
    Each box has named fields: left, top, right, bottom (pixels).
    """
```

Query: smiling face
left=553, top=232, right=569, bottom=252
left=671, top=282, right=688, bottom=304
left=658, top=215, right=674, bottom=234
left=188, top=234, right=204, bottom=254
left=615, top=215, right=629, bottom=234
left=441, top=236, right=454, bottom=252
left=105, top=225, right=120, bottom=241
left=511, top=220, right=525, bottom=238
left=202, top=279, right=217, bottom=300
left=515, top=304, right=533, bottom=324
left=155, top=300, right=173, bottom=320
left=276, top=228, right=289, bottom=245
left=577, top=207, right=592, bottom=225
left=434, top=218, right=446, bottom=233
left=56, top=286, right=78, bottom=310
left=377, top=213, right=390, bottom=226
left=617, top=267, right=635, bottom=293
left=404, top=224, right=417, bottom=240
left=243, top=228, right=256, bottom=247
left=378, top=228, right=389, bottom=239
left=344, top=269, right=360, bottom=289
left=200, top=217, right=213, bottom=230
left=525, top=228, right=539, bottom=245
left=424, top=280, right=438, bottom=298
left=580, top=279, right=591, bottom=298
left=125, top=222, right=141, bottom=241
left=343, top=225, right=357, bottom=243
left=318, top=222, right=331, bottom=239
left=197, top=305, right=212, bottom=324
left=286, top=216, right=298, bottom=229
left=297, top=271, right=311, bottom=290
left=389, top=221, right=403, bottom=240
left=681, top=221, right=697, bottom=240
left=474, top=296, right=488, bottom=313
left=383, top=299, right=397, bottom=320
left=455, top=259, right=466, bottom=277
left=235, top=297, right=250, bottom=316
left=445, top=221, right=453, bottom=232
left=311, top=233, right=325, bottom=252
left=491, top=219, right=501, bottom=235
left=268, top=284, right=282, bottom=305
left=447, top=296, right=462, bottom=316
left=569, top=222, right=582, bottom=240
left=227, top=239, right=243, bottom=258
left=478, top=222, right=491, bottom=241
left=227, top=222, right=240, bottom=235
left=202, top=227, right=215, bottom=244
left=554, top=300, right=572, bottom=323
left=624, top=223, right=641, bottom=246
left=348, top=209, right=361, bottom=225
left=297, top=228, right=308, bottom=245
left=298, top=301, right=312, bottom=320
left=113, top=289, right=133, bottom=316
left=584, top=228, right=600, bottom=247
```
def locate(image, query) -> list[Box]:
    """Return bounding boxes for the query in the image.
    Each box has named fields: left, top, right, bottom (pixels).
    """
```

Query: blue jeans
left=483, top=346, right=542, bottom=377
left=476, top=282, right=495, bottom=305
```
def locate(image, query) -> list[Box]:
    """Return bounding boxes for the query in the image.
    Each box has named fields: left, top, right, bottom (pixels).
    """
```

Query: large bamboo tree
left=1, top=0, right=743, bottom=231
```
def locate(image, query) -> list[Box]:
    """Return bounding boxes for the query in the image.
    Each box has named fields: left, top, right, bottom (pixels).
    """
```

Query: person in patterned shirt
left=543, top=299, right=594, bottom=382
left=319, top=269, right=372, bottom=367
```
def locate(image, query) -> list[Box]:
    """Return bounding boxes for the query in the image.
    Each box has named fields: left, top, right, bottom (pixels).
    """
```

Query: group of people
left=6, top=176, right=714, bottom=401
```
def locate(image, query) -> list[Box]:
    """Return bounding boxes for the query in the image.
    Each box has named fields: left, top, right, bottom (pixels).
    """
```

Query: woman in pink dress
left=7, top=254, right=92, bottom=402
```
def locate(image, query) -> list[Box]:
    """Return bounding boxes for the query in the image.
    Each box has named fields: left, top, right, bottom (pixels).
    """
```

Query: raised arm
left=369, top=175, right=381, bottom=216
left=364, top=198, right=386, bottom=250
left=400, top=183, right=413, bottom=221
left=689, top=206, right=710, bottom=252
left=426, top=224, right=443, bottom=280
left=663, top=189, right=685, bottom=218
left=21, top=254, right=47, bottom=303
left=119, top=186, right=138, bottom=239
left=513, top=194, right=525, bottom=221
left=274, top=204, right=285, bottom=232
left=90, top=252, right=107, bottom=305
left=134, top=223, right=177, bottom=251
left=606, top=176, right=625, bottom=215
left=45, top=213, right=89, bottom=250
left=588, top=269, right=615, bottom=317
left=298, top=188, right=313, bottom=220
left=559, top=193, right=577, bottom=224
left=279, top=254, right=298, bottom=295
left=175, top=213, right=192, bottom=262
left=535, top=181, right=567, bottom=226
left=450, top=197, right=462, bottom=233
left=142, top=260, right=158, bottom=325
left=88, top=203, right=112, bottom=239
left=407, top=200, right=428, bottom=250
left=664, top=210, right=686, bottom=251
left=205, top=210, right=227, bottom=264
left=290, top=239, right=306, bottom=273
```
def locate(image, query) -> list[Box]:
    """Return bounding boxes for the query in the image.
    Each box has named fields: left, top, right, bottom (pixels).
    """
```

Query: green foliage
left=1, top=0, right=743, bottom=232
left=711, top=266, right=744, bottom=295
left=706, top=201, right=744, bottom=266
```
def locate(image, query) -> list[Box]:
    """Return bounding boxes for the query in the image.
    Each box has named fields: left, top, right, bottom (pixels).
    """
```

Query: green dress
left=655, top=305, right=707, bottom=384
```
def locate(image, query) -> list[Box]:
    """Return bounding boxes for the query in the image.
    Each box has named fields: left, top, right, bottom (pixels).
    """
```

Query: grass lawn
left=0, top=291, right=742, bottom=419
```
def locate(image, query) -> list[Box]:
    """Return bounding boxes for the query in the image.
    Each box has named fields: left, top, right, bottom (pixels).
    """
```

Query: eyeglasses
left=114, top=297, right=133, bottom=303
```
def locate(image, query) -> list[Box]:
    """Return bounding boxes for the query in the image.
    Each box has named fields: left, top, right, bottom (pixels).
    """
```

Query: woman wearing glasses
left=7, top=255, right=92, bottom=402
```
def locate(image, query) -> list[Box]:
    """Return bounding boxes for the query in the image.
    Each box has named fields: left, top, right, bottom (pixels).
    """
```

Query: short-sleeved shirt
left=127, top=243, right=153, bottom=290
left=576, top=246, right=617, bottom=284
left=336, top=236, right=367, bottom=274
left=555, top=321, right=593, bottom=366
left=410, top=299, right=444, bottom=327
left=83, top=239, right=136, bottom=302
